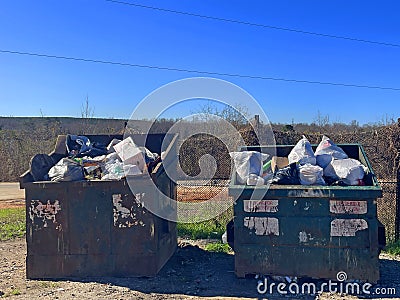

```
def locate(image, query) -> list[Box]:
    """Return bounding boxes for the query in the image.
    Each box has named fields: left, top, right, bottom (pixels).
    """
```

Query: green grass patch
left=385, top=240, right=400, bottom=256
left=177, top=208, right=232, bottom=240
left=10, top=289, right=21, bottom=296
left=177, top=221, right=225, bottom=239
left=0, top=207, right=25, bottom=241
left=2, top=288, right=22, bottom=298
left=204, top=242, right=232, bottom=253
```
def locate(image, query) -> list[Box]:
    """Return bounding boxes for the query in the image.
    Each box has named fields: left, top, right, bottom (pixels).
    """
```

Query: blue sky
left=0, top=0, right=399, bottom=125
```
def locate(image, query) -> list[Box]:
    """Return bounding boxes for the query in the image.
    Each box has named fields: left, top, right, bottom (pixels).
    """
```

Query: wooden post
left=254, top=115, right=260, bottom=133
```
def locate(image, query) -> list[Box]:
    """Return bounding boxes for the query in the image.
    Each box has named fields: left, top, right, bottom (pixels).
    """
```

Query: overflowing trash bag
left=288, top=136, right=316, bottom=166
left=48, top=158, right=85, bottom=182
left=29, top=154, right=58, bottom=181
left=101, top=155, right=125, bottom=181
left=271, top=163, right=300, bottom=185
left=66, top=135, right=108, bottom=158
left=230, top=151, right=270, bottom=185
left=315, top=135, right=348, bottom=168
left=268, top=135, right=369, bottom=186
left=101, top=152, right=142, bottom=181
left=28, top=135, right=163, bottom=182
left=298, top=163, right=326, bottom=185
left=324, top=158, right=366, bottom=186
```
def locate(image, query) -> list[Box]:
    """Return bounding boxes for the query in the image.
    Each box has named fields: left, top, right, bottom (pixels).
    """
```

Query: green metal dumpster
left=20, top=133, right=178, bottom=279
left=229, top=144, right=383, bottom=283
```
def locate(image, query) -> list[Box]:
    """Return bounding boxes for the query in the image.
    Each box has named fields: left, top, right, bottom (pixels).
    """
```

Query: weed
left=0, top=208, right=25, bottom=241
left=204, top=242, right=232, bottom=254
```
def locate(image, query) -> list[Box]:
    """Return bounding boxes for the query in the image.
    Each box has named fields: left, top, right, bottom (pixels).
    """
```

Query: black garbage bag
left=29, top=154, right=57, bottom=181
left=66, top=134, right=107, bottom=158
left=271, top=163, right=300, bottom=185
left=324, top=176, right=349, bottom=186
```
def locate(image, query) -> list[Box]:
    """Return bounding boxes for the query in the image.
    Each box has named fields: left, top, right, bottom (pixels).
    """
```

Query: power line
left=1, top=49, right=399, bottom=91
left=105, top=0, right=400, bottom=48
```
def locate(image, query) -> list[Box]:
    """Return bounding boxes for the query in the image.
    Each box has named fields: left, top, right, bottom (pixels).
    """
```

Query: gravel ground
left=1, top=238, right=400, bottom=300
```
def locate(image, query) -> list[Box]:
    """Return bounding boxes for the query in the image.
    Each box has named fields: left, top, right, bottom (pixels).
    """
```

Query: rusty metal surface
left=22, top=134, right=177, bottom=279
left=230, top=144, right=382, bottom=283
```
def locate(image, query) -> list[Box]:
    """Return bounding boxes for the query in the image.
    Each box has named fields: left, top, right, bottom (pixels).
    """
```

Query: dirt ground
left=0, top=183, right=24, bottom=209
left=0, top=237, right=399, bottom=300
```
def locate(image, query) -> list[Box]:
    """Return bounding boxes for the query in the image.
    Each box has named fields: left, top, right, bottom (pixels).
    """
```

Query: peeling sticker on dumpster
left=244, top=200, right=278, bottom=213
left=29, top=200, right=62, bottom=231
left=330, top=200, right=367, bottom=214
left=330, top=219, right=368, bottom=236
left=244, top=217, right=279, bottom=236
left=288, top=189, right=328, bottom=198
left=113, top=194, right=145, bottom=228
left=298, top=230, right=314, bottom=243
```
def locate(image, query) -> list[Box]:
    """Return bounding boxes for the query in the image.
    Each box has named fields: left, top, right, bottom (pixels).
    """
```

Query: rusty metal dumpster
left=229, top=144, right=383, bottom=283
left=20, top=133, right=178, bottom=279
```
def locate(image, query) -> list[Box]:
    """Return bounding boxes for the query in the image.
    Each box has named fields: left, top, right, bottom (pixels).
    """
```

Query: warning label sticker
left=330, top=219, right=368, bottom=236
left=330, top=200, right=367, bottom=214
left=244, top=200, right=279, bottom=213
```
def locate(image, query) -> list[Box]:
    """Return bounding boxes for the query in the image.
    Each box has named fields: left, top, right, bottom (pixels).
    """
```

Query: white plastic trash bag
left=102, top=160, right=125, bottom=180
left=288, top=136, right=316, bottom=165
left=299, top=164, right=326, bottom=185
left=101, top=152, right=142, bottom=180
left=246, top=174, right=265, bottom=186
left=230, top=151, right=269, bottom=184
left=315, top=135, right=348, bottom=168
left=102, top=152, right=125, bottom=180
left=48, top=158, right=84, bottom=182
left=324, top=158, right=365, bottom=185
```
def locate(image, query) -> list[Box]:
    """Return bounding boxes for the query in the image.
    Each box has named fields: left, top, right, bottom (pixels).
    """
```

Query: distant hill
left=0, top=117, right=128, bottom=133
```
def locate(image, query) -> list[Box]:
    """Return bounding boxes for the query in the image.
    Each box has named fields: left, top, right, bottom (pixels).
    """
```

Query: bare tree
left=80, top=96, right=96, bottom=134
left=313, top=110, right=330, bottom=128
left=81, top=95, right=95, bottom=119
left=193, top=101, right=250, bottom=129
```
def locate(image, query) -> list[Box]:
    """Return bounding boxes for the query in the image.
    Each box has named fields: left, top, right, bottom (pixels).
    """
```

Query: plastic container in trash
left=229, top=144, right=384, bottom=283
left=20, top=133, right=178, bottom=279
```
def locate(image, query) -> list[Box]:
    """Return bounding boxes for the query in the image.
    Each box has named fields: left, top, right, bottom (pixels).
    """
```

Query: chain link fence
left=176, top=178, right=399, bottom=242
left=378, top=180, right=398, bottom=242
left=176, top=180, right=233, bottom=233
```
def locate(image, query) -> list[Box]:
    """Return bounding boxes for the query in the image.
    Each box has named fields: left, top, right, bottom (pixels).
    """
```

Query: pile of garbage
left=29, top=135, right=160, bottom=182
left=230, top=135, right=369, bottom=186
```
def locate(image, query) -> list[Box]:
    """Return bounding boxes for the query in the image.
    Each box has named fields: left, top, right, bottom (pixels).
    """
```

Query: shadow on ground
left=54, top=243, right=400, bottom=299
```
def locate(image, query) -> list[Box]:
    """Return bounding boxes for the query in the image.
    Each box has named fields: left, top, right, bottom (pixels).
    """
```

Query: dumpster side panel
left=110, top=181, right=157, bottom=257
left=23, top=133, right=178, bottom=279
left=232, top=144, right=382, bottom=283
left=153, top=168, right=177, bottom=273
left=26, top=184, right=68, bottom=256
left=68, top=184, right=112, bottom=255
left=234, top=194, right=380, bottom=282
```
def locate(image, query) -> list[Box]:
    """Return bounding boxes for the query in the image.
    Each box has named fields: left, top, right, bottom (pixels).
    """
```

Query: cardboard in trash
left=113, top=137, right=146, bottom=173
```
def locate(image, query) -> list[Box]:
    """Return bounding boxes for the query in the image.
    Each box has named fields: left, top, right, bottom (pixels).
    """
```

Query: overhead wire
left=105, top=0, right=400, bottom=48
left=1, top=49, right=399, bottom=91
